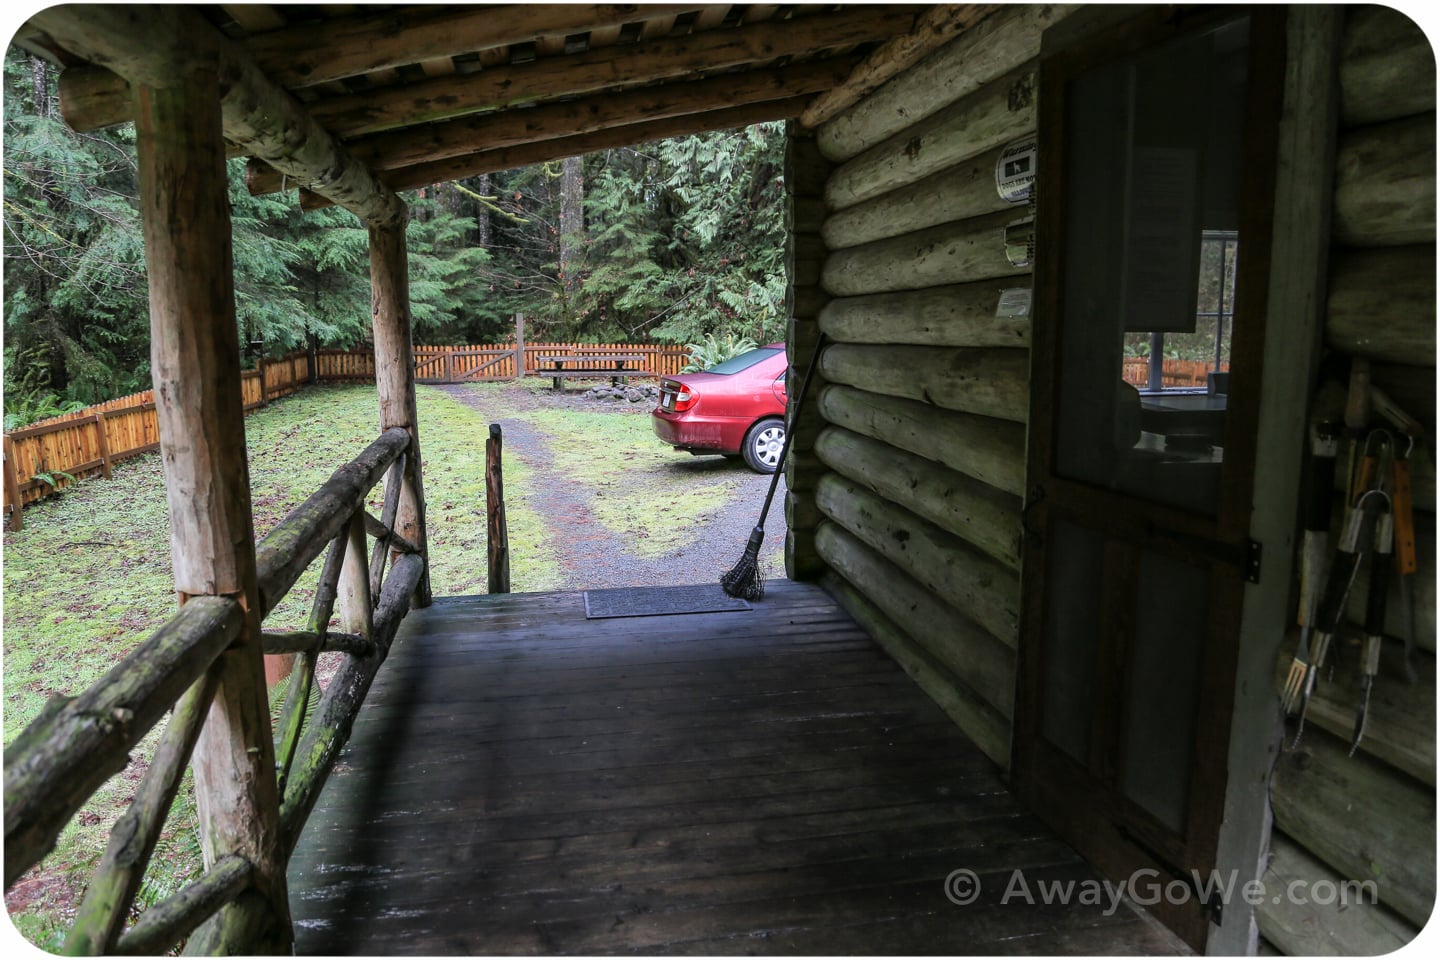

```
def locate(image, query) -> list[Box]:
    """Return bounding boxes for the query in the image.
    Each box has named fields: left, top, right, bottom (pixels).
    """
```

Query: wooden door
left=1014, top=7, right=1285, bottom=949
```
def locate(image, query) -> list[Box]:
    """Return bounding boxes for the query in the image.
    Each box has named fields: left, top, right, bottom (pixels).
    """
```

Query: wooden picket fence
left=1120, top=357, right=1227, bottom=389
left=4, top=342, right=690, bottom=527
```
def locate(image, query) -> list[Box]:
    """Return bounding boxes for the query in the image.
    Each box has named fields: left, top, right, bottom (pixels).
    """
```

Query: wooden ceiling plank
left=31, top=5, right=406, bottom=227
left=638, top=14, right=679, bottom=41
left=801, top=4, right=998, bottom=128
left=248, top=55, right=859, bottom=193
left=419, top=57, right=458, bottom=78
left=301, top=6, right=917, bottom=139
left=300, top=94, right=811, bottom=210
left=691, top=6, right=733, bottom=32
left=55, top=3, right=706, bottom=128
left=222, top=5, right=288, bottom=32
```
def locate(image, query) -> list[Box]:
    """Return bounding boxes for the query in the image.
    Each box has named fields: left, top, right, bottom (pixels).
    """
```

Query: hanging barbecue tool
left=1311, top=432, right=1392, bottom=690
left=1342, top=358, right=1371, bottom=516
left=1391, top=436, right=1419, bottom=685
left=1283, top=421, right=1340, bottom=726
left=1352, top=492, right=1394, bottom=755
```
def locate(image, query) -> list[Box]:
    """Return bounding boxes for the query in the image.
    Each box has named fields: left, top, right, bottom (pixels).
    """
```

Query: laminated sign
left=996, top=136, right=1037, bottom=204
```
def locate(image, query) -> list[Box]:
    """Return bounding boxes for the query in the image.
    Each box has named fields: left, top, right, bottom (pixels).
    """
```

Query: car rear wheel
left=742, top=417, right=786, bottom=473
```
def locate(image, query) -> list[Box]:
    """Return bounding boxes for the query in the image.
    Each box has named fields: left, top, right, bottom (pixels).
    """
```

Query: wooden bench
left=534, top=354, right=648, bottom=389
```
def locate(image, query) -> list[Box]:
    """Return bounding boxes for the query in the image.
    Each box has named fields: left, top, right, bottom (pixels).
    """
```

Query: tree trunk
left=559, top=156, right=583, bottom=292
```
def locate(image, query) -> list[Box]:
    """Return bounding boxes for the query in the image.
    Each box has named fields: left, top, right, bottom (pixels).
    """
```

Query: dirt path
left=437, top=383, right=788, bottom=590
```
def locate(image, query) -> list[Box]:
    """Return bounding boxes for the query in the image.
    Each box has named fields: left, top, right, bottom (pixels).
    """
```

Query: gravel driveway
left=438, top=383, right=789, bottom=590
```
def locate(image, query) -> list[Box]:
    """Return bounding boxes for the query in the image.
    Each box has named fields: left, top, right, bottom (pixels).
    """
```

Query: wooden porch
left=288, top=580, right=1186, bottom=955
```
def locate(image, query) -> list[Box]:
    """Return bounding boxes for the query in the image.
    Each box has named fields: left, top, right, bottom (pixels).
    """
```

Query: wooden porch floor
left=288, top=580, right=1187, bottom=955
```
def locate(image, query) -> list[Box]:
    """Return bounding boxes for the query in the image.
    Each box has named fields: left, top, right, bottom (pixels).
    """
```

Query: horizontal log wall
left=1262, top=7, right=1436, bottom=955
left=806, top=7, right=1056, bottom=768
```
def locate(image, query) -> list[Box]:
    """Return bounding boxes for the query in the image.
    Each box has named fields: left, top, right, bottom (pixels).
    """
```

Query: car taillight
left=662, top=379, right=698, bottom=412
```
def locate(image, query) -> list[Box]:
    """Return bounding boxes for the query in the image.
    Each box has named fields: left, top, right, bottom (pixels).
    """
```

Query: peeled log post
left=815, top=425, right=1021, bottom=570
left=818, top=4, right=1077, bottom=161
left=825, top=61, right=1038, bottom=211
left=815, top=472, right=1019, bottom=646
left=1333, top=114, right=1436, bottom=247
left=823, top=140, right=1026, bottom=250
left=1270, top=726, right=1436, bottom=927
left=1326, top=245, right=1436, bottom=364
left=819, top=277, right=1030, bottom=348
left=820, top=571, right=1011, bottom=769
left=814, top=520, right=1016, bottom=719
left=820, top=342, right=1029, bottom=424
left=128, top=64, right=291, bottom=954
left=370, top=222, right=432, bottom=606
left=1339, top=5, right=1436, bottom=127
left=338, top=510, right=373, bottom=640
left=819, top=383, right=1026, bottom=496
left=823, top=209, right=1031, bottom=296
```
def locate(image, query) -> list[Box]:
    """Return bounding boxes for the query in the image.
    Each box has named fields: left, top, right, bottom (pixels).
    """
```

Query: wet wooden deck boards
left=288, top=580, right=1187, bottom=955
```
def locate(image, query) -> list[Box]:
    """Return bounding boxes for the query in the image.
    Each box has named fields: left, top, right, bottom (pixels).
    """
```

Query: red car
left=652, top=344, right=789, bottom=473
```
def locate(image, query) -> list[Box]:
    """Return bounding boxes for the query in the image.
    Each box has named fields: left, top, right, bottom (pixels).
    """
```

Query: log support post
left=369, top=220, right=431, bottom=607
left=133, top=66, right=290, bottom=952
left=784, top=121, right=833, bottom=581
left=486, top=423, right=511, bottom=594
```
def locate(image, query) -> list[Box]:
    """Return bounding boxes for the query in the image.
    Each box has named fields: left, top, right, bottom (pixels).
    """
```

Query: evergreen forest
left=2, top=47, right=791, bottom=428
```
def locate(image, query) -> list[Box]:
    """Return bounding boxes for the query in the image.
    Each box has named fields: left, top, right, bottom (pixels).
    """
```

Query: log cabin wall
left=794, top=5, right=1081, bottom=769
left=1255, top=6, right=1437, bottom=955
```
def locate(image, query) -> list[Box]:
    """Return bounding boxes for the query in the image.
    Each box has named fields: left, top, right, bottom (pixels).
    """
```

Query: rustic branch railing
left=3, top=426, right=426, bottom=954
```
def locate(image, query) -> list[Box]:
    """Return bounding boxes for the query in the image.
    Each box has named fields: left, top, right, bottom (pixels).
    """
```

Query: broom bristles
left=721, top=527, right=766, bottom=601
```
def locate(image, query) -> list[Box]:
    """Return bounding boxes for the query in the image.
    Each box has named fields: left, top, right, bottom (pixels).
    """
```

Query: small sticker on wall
left=996, top=137, right=1037, bottom=204
left=996, top=288, right=1033, bottom=319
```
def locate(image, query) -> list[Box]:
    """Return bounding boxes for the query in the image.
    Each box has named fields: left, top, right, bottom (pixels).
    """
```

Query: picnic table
left=534, top=354, right=649, bottom=389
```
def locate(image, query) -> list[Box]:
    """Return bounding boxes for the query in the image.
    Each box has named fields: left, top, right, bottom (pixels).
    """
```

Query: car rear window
left=704, top=347, right=783, bottom=375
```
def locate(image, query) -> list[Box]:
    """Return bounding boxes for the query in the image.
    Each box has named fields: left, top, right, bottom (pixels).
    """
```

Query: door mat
left=583, top=584, right=752, bottom=619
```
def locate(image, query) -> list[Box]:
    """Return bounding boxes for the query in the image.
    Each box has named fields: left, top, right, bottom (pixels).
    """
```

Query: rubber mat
left=583, top=584, right=752, bottom=619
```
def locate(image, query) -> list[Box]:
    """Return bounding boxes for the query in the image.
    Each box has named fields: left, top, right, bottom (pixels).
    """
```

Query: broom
left=721, top=332, right=827, bottom=601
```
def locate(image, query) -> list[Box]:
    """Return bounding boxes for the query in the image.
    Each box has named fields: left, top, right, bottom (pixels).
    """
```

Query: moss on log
left=3, top=597, right=242, bottom=888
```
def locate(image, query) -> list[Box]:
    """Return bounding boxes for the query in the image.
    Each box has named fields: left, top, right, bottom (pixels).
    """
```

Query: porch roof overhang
left=15, top=3, right=994, bottom=220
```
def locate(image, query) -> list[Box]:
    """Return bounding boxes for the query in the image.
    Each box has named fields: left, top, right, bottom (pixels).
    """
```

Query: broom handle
left=756, top=332, right=827, bottom=529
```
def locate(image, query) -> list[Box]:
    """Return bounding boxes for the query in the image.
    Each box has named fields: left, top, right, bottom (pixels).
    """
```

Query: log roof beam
left=59, top=4, right=712, bottom=131
left=298, top=96, right=814, bottom=213
left=29, top=4, right=407, bottom=227
left=59, top=6, right=921, bottom=139
left=801, top=4, right=999, bottom=128
left=246, top=56, right=862, bottom=196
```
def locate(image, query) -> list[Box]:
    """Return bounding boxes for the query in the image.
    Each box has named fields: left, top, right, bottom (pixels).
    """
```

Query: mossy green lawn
left=1, top=379, right=760, bottom=945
